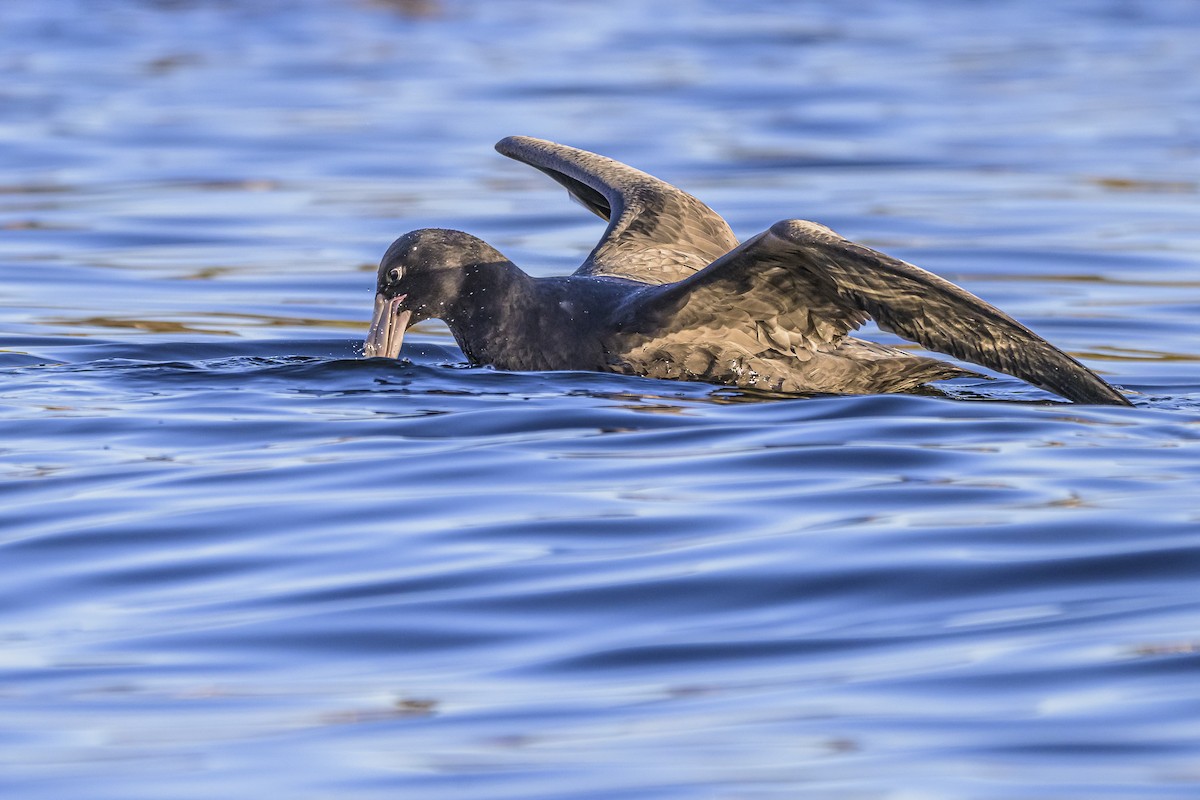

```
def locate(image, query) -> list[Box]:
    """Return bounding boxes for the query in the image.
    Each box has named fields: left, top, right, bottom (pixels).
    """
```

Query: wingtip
left=495, top=135, right=547, bottom=158
left=493, top=136, right=517, bottom=157
left=1069, top=380, right=1135, bottom=407
left=766, top=218, right=1135, bottom=408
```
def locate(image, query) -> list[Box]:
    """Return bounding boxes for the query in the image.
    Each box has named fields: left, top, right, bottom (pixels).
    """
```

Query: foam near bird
left=364, top=136, right=1130, bottom=405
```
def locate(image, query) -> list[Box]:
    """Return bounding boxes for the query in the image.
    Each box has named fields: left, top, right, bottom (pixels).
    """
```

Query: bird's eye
left=387, top=267, right=403, bottom=284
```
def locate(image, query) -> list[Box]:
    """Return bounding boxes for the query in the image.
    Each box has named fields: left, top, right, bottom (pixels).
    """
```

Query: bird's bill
left=363, top=293, right=412, bottom=359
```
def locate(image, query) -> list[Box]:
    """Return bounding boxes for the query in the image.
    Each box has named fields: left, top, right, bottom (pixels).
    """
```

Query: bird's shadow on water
left=317, top=356, right=1168, bottom=416
left=12, top=336, right=1190, bottom=412
left=349, top=341, right=1156, bottom=410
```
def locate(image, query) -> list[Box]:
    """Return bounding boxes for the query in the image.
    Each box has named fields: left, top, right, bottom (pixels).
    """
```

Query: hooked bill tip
left=364, top=293, right=412, bottom=359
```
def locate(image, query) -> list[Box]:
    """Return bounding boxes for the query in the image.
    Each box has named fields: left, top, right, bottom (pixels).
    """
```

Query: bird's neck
left=442, top=260, right=537, bottom=366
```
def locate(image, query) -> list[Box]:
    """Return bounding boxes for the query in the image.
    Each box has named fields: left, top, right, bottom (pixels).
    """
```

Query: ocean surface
left=2, top=1, right=1199, bottom=797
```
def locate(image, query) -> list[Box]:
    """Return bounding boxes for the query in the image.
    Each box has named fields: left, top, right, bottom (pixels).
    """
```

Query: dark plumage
left=364, top=136, right=1131, bottom=405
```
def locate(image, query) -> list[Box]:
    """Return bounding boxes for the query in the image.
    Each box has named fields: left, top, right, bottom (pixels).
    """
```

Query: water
left=3, top=1, right=1200, bottom=797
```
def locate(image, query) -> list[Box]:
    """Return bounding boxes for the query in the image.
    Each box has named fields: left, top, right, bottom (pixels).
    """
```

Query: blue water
left=3, top=1, right=1200, bottom=798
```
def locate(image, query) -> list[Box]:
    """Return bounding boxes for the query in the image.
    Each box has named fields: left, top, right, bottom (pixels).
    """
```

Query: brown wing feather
left=495, top=136, right=739, bottom=284
left=618, top=219, right=1130, bottom=405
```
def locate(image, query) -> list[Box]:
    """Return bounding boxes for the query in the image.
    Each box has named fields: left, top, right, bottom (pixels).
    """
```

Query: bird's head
left=363, top=228, right=506, bottom=359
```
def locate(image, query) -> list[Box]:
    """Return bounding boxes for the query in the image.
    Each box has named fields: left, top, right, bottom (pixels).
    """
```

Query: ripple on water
left=3, top=0, right=1200, bottom=797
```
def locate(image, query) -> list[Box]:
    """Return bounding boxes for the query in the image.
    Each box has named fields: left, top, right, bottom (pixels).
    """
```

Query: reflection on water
left=2, top=1, right=1200, bottom=799
left=55, top=313, right=368, bottom=335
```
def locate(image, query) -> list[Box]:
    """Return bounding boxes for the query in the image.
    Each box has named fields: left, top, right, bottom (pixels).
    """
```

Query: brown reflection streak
left=175, top=266, right=239, bottom=280
left=63, top=318, right=237, bottom=336
left=1081, top=347, right=1200, bottom=363
left=52, top=314, right=368, bottom=335
left=364, top=0, right=442, bottom=18
left=319, top=697, right=438, bottom=725
left=184, top=179, right=280, bottom=192
left=970, top=274, right=1200, bottom=288
left=1088, top=177, right=1196, bottom=193
left=1130, top=641, right=1200, bottom=657
left=615, top=404, right=687, bottom=415
left=142, top=53, right=204, bottom=75
left=0, top=183, right=71, bottom=195
left=2, top=220, right=73, bottom=231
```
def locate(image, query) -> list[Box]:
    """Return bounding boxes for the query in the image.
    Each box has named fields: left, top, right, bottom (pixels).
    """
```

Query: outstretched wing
left=495, top=136, right=739, bottom=284
left=616, top=219, right=1130, bottom=405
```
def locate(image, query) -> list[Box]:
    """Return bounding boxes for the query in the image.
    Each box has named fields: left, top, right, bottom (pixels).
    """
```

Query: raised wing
left=616, top=219, right=1131, bottom=405
left=495, top=136, right=739, bottom=284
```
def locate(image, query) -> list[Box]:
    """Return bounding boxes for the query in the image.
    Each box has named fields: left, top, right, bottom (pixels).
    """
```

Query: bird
left=363, top=135, right=1130, bottom=406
